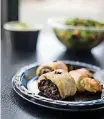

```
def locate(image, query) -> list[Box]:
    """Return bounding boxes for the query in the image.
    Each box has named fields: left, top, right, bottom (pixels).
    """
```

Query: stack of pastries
left=36, top=61, right=102, bottom=100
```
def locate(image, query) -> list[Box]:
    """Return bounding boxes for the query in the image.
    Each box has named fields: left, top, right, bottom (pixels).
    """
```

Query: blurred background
left=20, top=0, right=104, bottom=24
left=1, top=0, right=104, bottom=64
left=2, top=0, right=104, bottom=31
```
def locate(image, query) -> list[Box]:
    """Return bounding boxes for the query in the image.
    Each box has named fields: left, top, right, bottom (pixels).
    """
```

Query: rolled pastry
left=69, top=70, right=101, bottom=93
left=76, top=68, right=93, bottom=78
left=36, top=61, right=68, bottom=76
left=82, top=77, right=101, bottom=93
left=38, top=69, right=77, bottom=100
left=69, top=70, right=85, bottom=91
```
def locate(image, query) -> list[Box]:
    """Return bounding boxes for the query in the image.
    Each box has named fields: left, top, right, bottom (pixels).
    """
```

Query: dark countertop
left=1, top=30, right=104, bottom=119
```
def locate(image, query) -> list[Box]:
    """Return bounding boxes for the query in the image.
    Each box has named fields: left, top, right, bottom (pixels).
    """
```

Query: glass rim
left=48, top=17, right=104, bottom=31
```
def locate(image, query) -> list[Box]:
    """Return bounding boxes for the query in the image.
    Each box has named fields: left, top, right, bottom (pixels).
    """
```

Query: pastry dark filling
left=39, top=67, right=54, bottom=76
left=54, top=69, right=63, bottom=74
left=38, top=79, right=61, bottom=100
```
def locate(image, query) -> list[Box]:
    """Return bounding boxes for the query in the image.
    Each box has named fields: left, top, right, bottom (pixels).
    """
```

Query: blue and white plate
left=12, top=60, right=104, bottom=111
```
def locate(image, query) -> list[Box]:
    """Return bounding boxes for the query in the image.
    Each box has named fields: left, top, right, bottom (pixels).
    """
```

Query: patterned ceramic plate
left=12, top=60, right=104, bottom=111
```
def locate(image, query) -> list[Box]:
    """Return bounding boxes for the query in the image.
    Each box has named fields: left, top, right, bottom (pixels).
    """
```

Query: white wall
left=19, top=0, right=104, bottom=25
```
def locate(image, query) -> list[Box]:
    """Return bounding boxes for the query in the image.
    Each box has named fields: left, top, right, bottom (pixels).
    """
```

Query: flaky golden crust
left=38, top=70, right=77, bottom=98
left=69, top=71, right=85, bottom=91
left=36, top=61, right=68, bottom=76
left=76, top=68, right=93, bottom=78
left=53, top=61, right=68, bottom=71
left=36, top=64, right=53, bottom=76
left=69, top=69, right=101, bottom=93
left=83, top=78, right=101, bottom=93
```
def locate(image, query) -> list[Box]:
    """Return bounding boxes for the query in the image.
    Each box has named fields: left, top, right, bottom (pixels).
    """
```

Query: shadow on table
left=10, top=90, right=104, bottom=119
left=9, top=48, right=38, bottom=65
left=56, top=49, right=100, bottom=67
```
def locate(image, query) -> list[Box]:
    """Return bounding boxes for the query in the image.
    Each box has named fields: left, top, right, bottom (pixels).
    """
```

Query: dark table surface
left=1, top=30, right=104, bottom=119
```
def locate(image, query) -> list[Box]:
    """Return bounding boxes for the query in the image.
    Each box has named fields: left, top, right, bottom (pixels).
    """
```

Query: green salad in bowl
left=49, top=17, right=104, bottom=50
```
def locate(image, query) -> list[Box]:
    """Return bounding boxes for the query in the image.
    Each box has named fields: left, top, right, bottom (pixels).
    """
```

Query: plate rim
left=12, top=60, right=104, bottom=109
left=12, top=82, right=104, bottom=112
